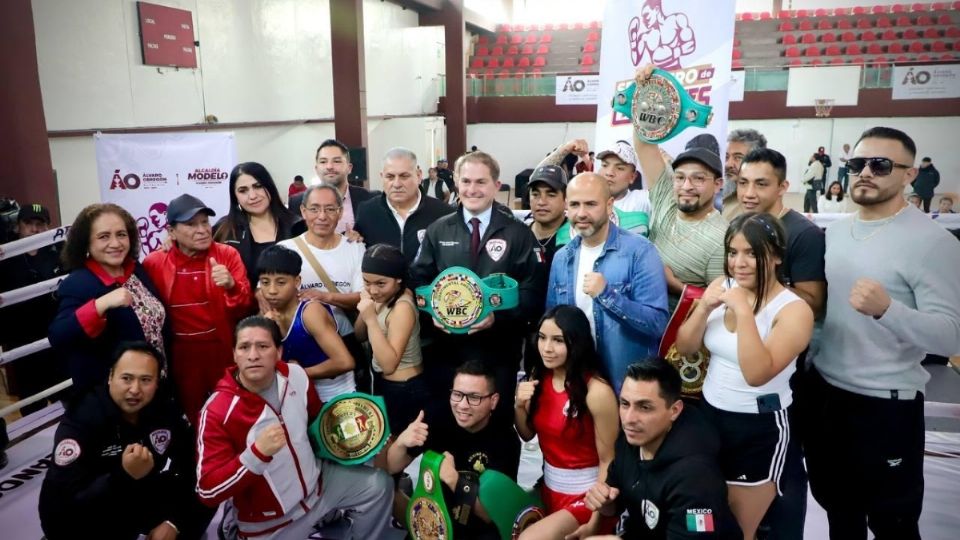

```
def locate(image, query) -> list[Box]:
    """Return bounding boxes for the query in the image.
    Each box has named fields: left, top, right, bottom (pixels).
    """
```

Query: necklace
left=531, top=222, right=561, bottom=248
left=669, top=210, right=713, bottom=245
left=850, top=204, right=908, bottom=242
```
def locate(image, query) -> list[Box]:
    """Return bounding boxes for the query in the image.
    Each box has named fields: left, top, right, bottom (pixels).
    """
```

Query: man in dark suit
left=291, top=139, right=375, bottom=233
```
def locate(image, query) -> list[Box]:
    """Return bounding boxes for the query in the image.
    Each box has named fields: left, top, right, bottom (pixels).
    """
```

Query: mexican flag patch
left=685, top=509, right=715, bottom=532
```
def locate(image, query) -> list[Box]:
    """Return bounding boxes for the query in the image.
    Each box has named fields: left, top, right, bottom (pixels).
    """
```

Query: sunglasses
left=847, top=157, right=912, bottom=177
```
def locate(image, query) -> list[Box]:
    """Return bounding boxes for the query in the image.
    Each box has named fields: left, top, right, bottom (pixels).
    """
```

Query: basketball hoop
left=814, top=98, right=835, bottom=118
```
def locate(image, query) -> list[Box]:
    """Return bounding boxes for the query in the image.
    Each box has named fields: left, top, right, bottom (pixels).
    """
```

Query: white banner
left=595, top=0, right=736, bottom=160
left=892, top=64, right=960, bottom=100
left=95, top=132, right=235, bottom=259
left=556, top=74, right=601, bottom=105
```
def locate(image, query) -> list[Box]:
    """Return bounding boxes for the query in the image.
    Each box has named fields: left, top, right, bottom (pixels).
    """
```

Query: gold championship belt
left=415, top=267, right=519, bottom=334
left=308, top=392, right=390, bottom=465
left=408, top=451, right=453, bottom=540
left=611, top=68, right=713, bottom=144
left=659, top=285, right=711, bottom=397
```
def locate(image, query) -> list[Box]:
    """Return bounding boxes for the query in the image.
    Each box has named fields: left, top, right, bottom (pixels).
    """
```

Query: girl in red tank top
left=514, top=305, right=620, bottom=538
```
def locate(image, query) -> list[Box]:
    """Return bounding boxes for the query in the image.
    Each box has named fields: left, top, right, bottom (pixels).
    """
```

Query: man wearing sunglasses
left=804, top=127, right=960, bottom=540
left=386, top=359, right=521, bottom=539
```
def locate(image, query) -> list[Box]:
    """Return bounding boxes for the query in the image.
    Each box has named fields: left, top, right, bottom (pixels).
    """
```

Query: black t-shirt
left=0, top=244, right=63, bottom=347
left=779, top=210, right=825, bottom=288
left=407, top=407, right=522, bottom=481
left=523, top=214, right=567, bottom=268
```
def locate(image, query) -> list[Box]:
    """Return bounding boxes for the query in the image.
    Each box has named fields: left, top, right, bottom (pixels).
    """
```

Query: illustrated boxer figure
left=628, top=0, right=697, bottom=70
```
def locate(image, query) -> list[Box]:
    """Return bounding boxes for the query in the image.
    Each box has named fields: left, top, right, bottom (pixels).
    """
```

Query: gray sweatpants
left=253, top=462, right=393, bottom=540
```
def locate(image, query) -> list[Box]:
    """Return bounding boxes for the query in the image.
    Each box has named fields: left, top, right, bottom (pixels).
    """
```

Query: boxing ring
left=1, top=215, right=958, bottom=539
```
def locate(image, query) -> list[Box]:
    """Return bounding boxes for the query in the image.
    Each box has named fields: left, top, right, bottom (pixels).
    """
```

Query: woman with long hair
left=214, top=162, right=305, bottom=289
left=675, top=212, right=813, bottom=539
left=353, top=244, right=429, bottom=431
left=515, top=305, right=619, bottom=538
left=49, top=203, right=169, bottom=392
left=818, top=181, right=850, bottom=213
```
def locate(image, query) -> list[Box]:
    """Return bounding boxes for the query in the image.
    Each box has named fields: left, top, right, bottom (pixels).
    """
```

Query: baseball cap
left=166, top=194, right=216, bottom=224
left=596, top=140, right=639, bottom=169
left=18, top=203, right=51, bottom=224
left=673, top=134, right=723, bottom=178
left=528, top=165, right=568, bottom=192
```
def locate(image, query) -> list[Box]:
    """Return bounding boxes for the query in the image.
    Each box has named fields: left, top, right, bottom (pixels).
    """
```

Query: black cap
left=528, top=165, right=568, bottom=191
left=167, top=194, right=216, bottom=224
left=673, top=133, right=723, bottom=178
left=18, top=203, right=51, bottom=224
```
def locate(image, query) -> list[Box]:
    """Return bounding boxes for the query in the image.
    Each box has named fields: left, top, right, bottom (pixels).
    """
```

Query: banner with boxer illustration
left=95, top=132, right=235, bottom=259
left=595, top=0, right=735, bottom=159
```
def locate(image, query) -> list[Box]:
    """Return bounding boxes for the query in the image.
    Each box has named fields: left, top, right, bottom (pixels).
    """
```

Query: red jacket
left=142, top=242, right=253, bottom=349
left=196, top=362, right=324, bottom=536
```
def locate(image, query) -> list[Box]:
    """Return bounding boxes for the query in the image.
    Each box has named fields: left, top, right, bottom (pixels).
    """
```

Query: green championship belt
left=556, top=207, right=650, bottom=247
left=658, top=285, right=711, bottom=398
left=611, top=68, right=713, bottom=144
left=407, top=450, right=453, bottom=540
left=415, top=267, right=519, bottom=334
left=478, top=469, right=545, bottom=539
left=308, top=392, right=390, bottom=465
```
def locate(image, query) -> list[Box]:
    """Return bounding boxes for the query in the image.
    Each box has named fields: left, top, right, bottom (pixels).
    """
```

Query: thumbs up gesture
left=210, top=257, right=235, bottom=289
left=396, top=410, right=429, bottom=450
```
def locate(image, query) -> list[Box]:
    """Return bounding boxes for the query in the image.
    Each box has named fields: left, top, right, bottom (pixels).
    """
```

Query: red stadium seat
left=873, top=6, right=888, bottom=14
left=954, top=1, right=960, bottom=9
left=948, top=27, right=960, bottom=38
left=535, top=44, right=549, bottom=54
left=876, top=18, right=892, bottom=28
left=895, top=15, right=912, bottom=26
left=853, top=6, right=868, bottom=15
left=802, top=33, right=816, bottom=44
left=892, top=4, right=907, bottom=13
left=889, top=42, right=906, bottom=54
left=733, top=48, right=743, bottom=59
left=586, top=31, right=600, bottom=42
left=937, top=14, right=952, bottom=25
left=835, top=7, right=849, bottom=16
left=822, top=33, right=837, bottom=43
left=797, top=9, right=809, bottom=17
left=525, top=33, right=537, bottom=44
left=502, top=57, right=515, bottom=68
left=799, top=19, right=814, bottom=31
left=517, top=56, right=531, bottom=67
left=497, top=69, right=510, bottom=79
left=940, top=53, right=956, bottom=60
left=589, top=21, right=600, bottom=29
left=955, top=39, right=960, bottom=50
left=931, top=2, right=948, bottom=8
left=483, top=68, right=494, bottom=79
left=760, top=12, right=772, bottom=20
left=491, top=46, right=503, bottom=56
left=882, top=30, right=899, bottom=40
left=476, top=46, right=489, bottom=56
left=845, top=43, right=863, bottom=55
left=785, top=46, right=801, bottom=57
left=871, top=56, right=890, bottom=65
left=851, top=56, right=866, bottom=64
left=830, top=56, right=846, bottom=64
left=818, top=20, right=833, bottom=30
left=784, top=34, right=798, bottom=44
left=470, top=58, right=484, bottom=69
left=583, top=41, right=597, bottom=53
left=778, top=10, right=792, bottom=19
left=531, top=68, right=542, bottom=78
left=521, top=44, right=534, bottom=55
left=544, top=23, right=554, bottom=31
left=924, top=28, right=941, bottom=38
left=911, top=3, right=926, bottom=11
left=742, top=12, right=754, bottom=21
left=540, top=33, right=552, bottom=43
left=478, top=35, right=489, bottom=45
left=933, top=40, right=949, bottom=52
left=514, top=69, right=525, bottom=78
left=862, top=31, right=878, bottom=41
left=487, top=57, right=499, bottom=68
left=815, top=8, right=829, bottom=17
left=903, top=28, right=920, bottom=39
left=733, top=59, right=743, bottom=68
left=507, top=45, right=518, bottom=55
left=804, top=46, right=821, bottom=56
left=918, top=53, right=932, bottom=61
left=909, top=41, right=927, bottom=52
left=825, top=45, right=842, bottom=56
left=837, top=19, right=852, bottom=30
left=867, top=43, right=884, bottom=54
left=896, top=55, right=910, bottom=62
left=495, top=34, right=507, bottom=45
left=809, top=58, right=824, bottom=66
left=841, top=31, right=857, bottom=42
left=917, top=15, right=934, bottom=25
left=510, top=34, right=522, bottom=45
left=857, top=18, right=871, bottom=29
left=533, top=56, right=546, bottom=67
left=788, top=58, right=803, bottom=66
left=580, top=54, right=595, bottom=66
left=779, top=22, right=794, bottom=31
left=512, top=24, right=524, bottom=32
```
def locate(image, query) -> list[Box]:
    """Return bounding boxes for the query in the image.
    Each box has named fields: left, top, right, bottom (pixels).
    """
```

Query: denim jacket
left=546, top=225, right=669, bottom=393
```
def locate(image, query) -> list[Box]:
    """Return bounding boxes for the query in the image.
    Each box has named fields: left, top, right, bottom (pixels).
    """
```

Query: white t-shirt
left=613, top=189, right=652, bottom=214
left=575, top=241, right=606, bottom=339
left=702, top=281, right=803, bottom=413
left=818, top=195, right=850, bottom=214
left=277, top=233, right=366, bottom=328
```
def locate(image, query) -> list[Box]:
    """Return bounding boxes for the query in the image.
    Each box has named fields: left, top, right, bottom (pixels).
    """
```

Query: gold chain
left=850, top=204, right=908, bottom=242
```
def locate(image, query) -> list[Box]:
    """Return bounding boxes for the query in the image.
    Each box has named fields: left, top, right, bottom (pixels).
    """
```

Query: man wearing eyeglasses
left=803, top=127, right=960, bottom=540
left=386, top=360, right=521, bottom=539
left=278, top=184, right=365, bottom=328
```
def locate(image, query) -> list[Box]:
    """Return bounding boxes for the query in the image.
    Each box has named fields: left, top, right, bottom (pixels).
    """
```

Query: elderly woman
left=49, top=203, right=169, bottom=392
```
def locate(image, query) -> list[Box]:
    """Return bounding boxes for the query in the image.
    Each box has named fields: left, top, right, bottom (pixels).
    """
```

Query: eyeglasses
left=450, top=390, right=493, bottom=406
left=672, top=173, right=715, bottom=187
left=846, top=157, right=912, bottom=177
left=303, top=205, right=342, bottom=216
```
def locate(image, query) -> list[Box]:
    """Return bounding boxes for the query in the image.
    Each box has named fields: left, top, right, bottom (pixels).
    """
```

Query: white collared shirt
left=387, top=192, right=422, bottom=232
left=463, top=205, right=493, bottom=238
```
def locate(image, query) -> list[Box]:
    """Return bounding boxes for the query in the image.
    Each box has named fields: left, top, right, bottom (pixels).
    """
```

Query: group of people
left=5, top=65, right=956, bottom=540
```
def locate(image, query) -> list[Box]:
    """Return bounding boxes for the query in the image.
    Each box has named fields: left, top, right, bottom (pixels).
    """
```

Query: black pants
left=373, top=371, right=433, bottom=432
left=802, top=369, right=923, bottom=540
left=758, top=412, right=807, bottom=540
left=838, top=167, right=849, bottom=192
left=804, top=189, right=819, bottom=213
left=921, top=196, right=933, bottom=213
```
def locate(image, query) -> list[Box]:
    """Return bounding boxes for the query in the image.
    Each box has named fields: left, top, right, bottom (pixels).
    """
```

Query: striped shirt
left=648, top=166, right=727, bottom=306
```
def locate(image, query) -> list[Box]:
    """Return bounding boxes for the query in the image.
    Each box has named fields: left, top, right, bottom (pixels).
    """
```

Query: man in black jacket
left=355, top=148, right=454, bottom=266
left=39, top=342, right=212, bottom=540
left=291, top=139, right=375, bottom=233
left=410, top=151, right=547, bottom=420
left=586, top=358, right=739, bottom=539
left=912, top=157, right=940, bottom=213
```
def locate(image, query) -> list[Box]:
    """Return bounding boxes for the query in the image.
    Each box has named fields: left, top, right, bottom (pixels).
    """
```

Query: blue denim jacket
left=546, top=226, right=669, bottom=393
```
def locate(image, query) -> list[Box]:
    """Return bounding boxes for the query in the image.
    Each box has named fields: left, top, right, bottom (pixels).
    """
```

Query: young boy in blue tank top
left=256, top=245, right=357, bottom=401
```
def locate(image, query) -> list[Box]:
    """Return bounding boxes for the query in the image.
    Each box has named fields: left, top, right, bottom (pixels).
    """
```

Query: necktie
left=470, top=217, right=481, bottom=265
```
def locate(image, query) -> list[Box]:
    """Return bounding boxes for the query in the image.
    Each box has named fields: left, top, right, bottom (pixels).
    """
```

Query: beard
left=678, top=198, right=707, bottom=214
left=851, top=182, right=900, bottom=206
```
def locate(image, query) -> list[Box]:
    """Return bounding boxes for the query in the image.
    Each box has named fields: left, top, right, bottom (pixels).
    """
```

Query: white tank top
left=702, top=280, right=803, bottom=413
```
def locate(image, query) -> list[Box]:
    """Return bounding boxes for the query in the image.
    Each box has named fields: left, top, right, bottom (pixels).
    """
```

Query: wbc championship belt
left=415, top=267, right=519, bottom=334
left=407, top=451, right=453, bottom=540
left=611, top=68, right=713, bottom=144
left=477, top=469, right=545, bottom=539
left=658, top=285, right=711, bottom=398
left=308, top=392, right=390, bottom=465
left=555, top=207, right=650, bottom=247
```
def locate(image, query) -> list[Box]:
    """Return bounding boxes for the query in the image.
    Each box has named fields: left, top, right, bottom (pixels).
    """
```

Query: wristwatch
left=415, top=267, right=519, bottom=334
left=612, top=68, right=713, bottom=143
